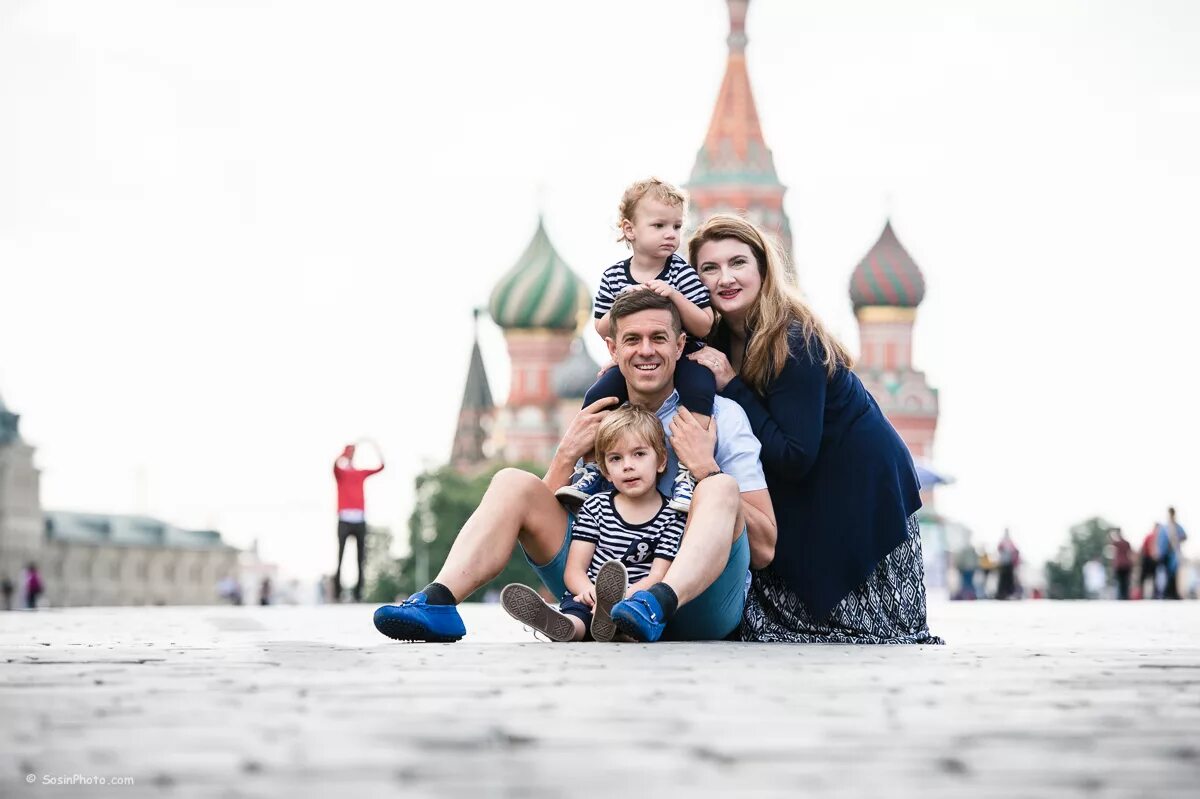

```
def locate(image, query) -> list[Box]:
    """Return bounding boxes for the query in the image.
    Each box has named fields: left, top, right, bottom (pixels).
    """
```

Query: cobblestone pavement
left=1, top=600, right=1198, bottom=798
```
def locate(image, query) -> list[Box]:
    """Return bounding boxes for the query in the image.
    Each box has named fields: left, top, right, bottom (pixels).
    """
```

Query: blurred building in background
left=0, top=389, right=241, bottom=607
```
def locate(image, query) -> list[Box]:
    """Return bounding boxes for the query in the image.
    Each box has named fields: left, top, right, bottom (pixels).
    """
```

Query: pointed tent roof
left=459, top=309, right=494, bottom=413
left=688, top=0, right=781, bottom=187
left=488, top=216, right=590, bottom=332
left=450, top=309, right=495, bottom=466
left=849, top=220, right=927, bottom=310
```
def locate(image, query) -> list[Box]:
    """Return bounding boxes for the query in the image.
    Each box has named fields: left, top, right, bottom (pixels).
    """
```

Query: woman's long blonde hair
left=688, top=214, right=853, bottom=392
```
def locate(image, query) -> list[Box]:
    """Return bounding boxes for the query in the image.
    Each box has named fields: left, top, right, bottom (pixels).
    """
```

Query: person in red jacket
left=333, top=442, right=384, bottom=602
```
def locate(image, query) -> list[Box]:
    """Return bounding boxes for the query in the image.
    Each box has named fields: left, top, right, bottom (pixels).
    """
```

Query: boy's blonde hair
left=617, top=177, right=688, bottom=244
left=593, top=405, right=668, bottom=479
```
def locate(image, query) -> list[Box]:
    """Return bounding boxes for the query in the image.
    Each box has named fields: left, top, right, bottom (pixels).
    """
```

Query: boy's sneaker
left=590, top=560, right=628, bottom=643
left=555, top=461, right=604, bottom=509
left=667, top=465, right=695, bottom=514
left=610, top=590, right=667, bottom=643
left=373, top=593, right=466, bottom=642
left=500, top=584, right=576, bottom=642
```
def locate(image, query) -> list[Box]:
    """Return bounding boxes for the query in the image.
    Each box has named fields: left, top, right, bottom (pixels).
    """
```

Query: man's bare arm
left=739, top=488, right=776, bottom=570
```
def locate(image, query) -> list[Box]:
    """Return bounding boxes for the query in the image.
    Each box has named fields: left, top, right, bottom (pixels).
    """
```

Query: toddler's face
left=624, top=198, right=683, bottom=259
left=601, top=431, right=665, bottom=499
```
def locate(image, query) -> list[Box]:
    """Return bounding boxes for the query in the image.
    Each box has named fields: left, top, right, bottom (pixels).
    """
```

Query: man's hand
left=669, top=406, right=719, bottom=475
left=574, top=585, right=597, bottom=607
left=556, top=397, right=620, bottom=465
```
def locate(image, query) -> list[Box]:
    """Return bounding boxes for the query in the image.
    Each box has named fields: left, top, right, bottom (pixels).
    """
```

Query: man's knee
left=489, top=467, right=544, bottom=496
left=692, top=473, right=739, bottom=508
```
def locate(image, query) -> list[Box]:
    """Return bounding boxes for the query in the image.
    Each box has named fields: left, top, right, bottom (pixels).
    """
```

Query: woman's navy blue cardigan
left=714, top=323, right=922, bottom=621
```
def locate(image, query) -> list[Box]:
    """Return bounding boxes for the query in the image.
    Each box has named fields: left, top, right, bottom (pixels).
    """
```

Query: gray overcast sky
left=2, top=0, right=1198, bottom=583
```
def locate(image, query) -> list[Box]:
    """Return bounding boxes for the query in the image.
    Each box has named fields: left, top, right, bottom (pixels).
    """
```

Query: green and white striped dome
left=489, top=217, right=590, bottom=332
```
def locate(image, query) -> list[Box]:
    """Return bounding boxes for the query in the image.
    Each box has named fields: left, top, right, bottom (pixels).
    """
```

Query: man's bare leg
left=433, top=468, right=570, bottom=602
left=660, top=474, right=743, bottom=604
left=374, top=468, right=571, bottom=642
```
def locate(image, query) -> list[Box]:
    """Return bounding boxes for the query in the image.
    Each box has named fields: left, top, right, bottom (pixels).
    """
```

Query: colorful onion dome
left=552, top=338, right=601, bottom=399
left=489, top=217, right=591, bottom=332
left=849, top=220, right=926, bottom=310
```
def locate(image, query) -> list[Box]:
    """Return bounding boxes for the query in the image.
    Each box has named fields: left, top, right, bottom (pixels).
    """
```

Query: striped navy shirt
left=592, top=253, right=711, bottom=323
left=572, top=491, right=685, bottom=583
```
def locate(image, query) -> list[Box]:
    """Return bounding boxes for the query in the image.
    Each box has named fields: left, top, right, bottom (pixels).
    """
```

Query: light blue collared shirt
left=652, top=390, right=767, bottom=495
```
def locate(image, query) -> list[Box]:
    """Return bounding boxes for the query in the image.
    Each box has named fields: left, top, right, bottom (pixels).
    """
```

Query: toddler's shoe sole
left=553, top=485, right=588, bottom=509
left=501, top=584, right=576, bottom=642
left=591, top=561, right=628, bottom=643
left=666, top=499, right=691, bottom=514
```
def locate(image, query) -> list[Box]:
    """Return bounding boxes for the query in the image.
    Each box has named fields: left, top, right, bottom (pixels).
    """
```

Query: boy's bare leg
left=433, top=468, right=570, bottom=602
left=660, top=474, right=743, bottom=604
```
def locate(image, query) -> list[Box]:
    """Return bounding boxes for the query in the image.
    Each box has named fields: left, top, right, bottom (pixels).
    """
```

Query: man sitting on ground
left=373, top=289, right=776, bottom=642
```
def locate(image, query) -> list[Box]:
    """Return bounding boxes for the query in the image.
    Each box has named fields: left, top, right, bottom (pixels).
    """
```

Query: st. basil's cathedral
left=449, top=0, right=951, bottom=577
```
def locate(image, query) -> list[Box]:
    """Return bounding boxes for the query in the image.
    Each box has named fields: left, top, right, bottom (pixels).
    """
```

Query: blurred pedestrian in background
left=977, top=546, right=995, bottom=599
left=1154, top=507, right=1187, bottom=600
left=259, top=576, right=272, bottom=606
left=997, top=529, right=1020, bottom=600
left=22, top=563, right=43, bottom=609
left=217, top=574, right=243, bottom=605
left=1138, top=527, right=1159, bottom=599
left=1109, top=527, right=1134, bottom=600
left=333, top=441, right=384, bottom=603
left=955, top=544, right=979, bottom=600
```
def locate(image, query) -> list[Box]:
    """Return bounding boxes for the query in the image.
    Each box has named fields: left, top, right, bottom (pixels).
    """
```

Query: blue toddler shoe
left=554, top=461, right=605, bottom=509
left=373, top=593, right=466, bottom=642
left=610, top=590, right=666, bottom=643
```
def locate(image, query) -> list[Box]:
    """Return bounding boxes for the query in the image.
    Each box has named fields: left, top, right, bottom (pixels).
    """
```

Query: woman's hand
left=688, top=348, right=737, bottom=392
left=596, top=359, right=618, bottom=379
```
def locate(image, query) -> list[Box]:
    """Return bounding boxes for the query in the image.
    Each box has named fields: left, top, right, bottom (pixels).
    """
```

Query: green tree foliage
left=363, top=525, right=404, bottom=604
left=371, top=463, right=545, bottom=602
left=1044, top=516, right=1115, bottom=599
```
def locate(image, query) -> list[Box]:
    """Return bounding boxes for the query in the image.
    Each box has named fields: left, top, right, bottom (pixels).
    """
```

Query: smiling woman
left=689, top=214, right=943, bottom=645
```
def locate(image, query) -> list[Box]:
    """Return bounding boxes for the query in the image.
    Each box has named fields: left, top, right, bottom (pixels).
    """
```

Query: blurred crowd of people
left=1109, top=507, right=1189, bottom=600
left=951, top=507, right=1192, bottom=601
left=954, top=529, right=1024, bottom=600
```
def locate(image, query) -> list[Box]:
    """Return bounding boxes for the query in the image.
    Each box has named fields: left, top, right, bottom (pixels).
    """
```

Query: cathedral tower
left=849, top=220, right=939, bottom=470
left=449, top=309, right=496, bottom=472
left=487, top=217, right=591, bottom=464
left=686, top=0, right=794, bottom=273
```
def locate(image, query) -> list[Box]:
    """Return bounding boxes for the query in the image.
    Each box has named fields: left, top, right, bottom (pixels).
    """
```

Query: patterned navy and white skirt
left=741, top=514, right=944, bottom=644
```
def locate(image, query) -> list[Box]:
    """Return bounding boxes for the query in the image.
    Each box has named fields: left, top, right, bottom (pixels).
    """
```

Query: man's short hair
left=608, top=289, right=682, bottom=337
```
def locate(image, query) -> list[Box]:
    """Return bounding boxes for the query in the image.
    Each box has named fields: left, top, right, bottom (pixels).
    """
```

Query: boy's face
left=623, top=197, right=683, bottom=260
left=600, top=431, right=665, bottom=499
